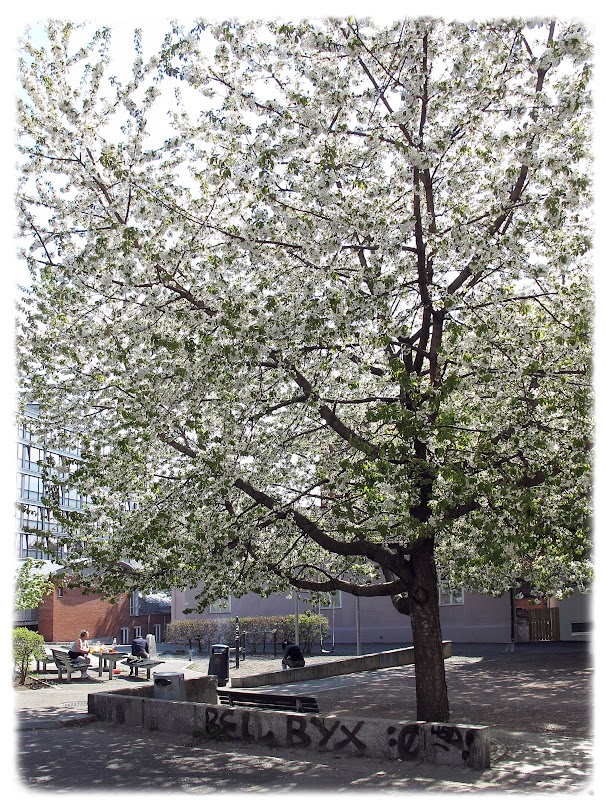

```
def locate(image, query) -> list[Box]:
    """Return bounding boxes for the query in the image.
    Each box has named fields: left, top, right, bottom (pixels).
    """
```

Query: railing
left=14, top=608, right=39, bottom=624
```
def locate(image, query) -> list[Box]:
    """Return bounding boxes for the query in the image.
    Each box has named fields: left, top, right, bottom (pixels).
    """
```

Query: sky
left=2, top=1, right=604, bottom=803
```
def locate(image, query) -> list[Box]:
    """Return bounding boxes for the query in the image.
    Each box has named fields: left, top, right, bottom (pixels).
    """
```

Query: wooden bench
left=51, top=649, right=92, bottom=682
left=217, top=688, right=319, bottom=713
left=123, top=657, right=164, bottom=679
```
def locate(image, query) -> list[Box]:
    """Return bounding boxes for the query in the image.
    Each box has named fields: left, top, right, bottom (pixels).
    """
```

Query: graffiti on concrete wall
left=286, top=716, right=368, bottom=752
left=205, top=706, right=275, bottom=744
left=91, top=693, right=489, bottom=769
left=387, top=723, right=421, bottom=760
left=427, top=724, right=479, bottom=764
left=203, top=705, right=426, bottom=760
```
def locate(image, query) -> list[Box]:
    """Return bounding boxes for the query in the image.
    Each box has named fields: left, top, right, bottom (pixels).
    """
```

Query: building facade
left=14, top=403, right=171, bottom=643
left=16, top=403, right=80, bottom=564
left=172, top=585, right=514, bottom=645
left=36, top=587, right=171, bottom=644
left=172, top=583, right=590, bottom=646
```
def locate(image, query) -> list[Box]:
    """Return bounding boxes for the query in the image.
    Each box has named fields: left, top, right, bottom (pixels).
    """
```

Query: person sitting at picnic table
left=126, top=635, right=150, bottom=675
left=68, top=629, right=92, bottom=678
left=131, top=636, right=150, bottom=659
left=282, top=640, right=305, bottom=669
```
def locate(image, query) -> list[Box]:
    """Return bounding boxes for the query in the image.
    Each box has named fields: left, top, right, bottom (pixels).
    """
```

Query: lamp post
left=356, top=596, right=361, bottom=656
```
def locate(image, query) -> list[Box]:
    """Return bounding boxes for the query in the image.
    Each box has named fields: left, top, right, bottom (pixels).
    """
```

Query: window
left=210, top=596, right=232, bottom=614
left=134, top=626, right=142, bottom=638
left=18, top=533, right=67, bottom=561
left=18, top=444, right=43, bottom=471
left=19, top=505, right=64, bottom=536
left=57, top=587, right=63, bottom=598
left=120, top=627, right=130, bottom=644
left=59, top=486, right=79, bottom=509
left=320, top=591, right=342, bottom=609
left=571, top=622, right=591, bottom=634
left=18, top=534, right=44, bottom=559
left=129, top=593, right=139, bottom=616
left=18, top=425, right=32, bottom=442
left=439, top=588, right=464, bottom=607
left=154, top=624, right=163, bottom=643
left=18, top=473, right=43, bottom=501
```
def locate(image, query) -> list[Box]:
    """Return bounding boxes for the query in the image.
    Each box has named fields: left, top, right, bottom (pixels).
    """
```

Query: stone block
left=142, top=698, right=198, bottom=734
left=230, top=641, right=451, bottom=688
left=185, top=675, right=218, bottom=704
left=87, top=669, right=490, bottom=771
left=423, top=722, right=490, bottom=770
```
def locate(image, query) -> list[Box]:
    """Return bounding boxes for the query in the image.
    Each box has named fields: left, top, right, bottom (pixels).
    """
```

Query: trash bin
left=208, top=644, right=230, bottom=685
left=153, top=671, right=186, bottom=701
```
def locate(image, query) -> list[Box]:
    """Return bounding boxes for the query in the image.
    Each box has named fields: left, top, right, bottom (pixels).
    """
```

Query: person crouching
left=281, top=640, right=305, bottom=669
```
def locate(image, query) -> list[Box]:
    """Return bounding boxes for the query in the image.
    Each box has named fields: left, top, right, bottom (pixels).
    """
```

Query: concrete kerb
left=229, top=640, right=452, bottom=688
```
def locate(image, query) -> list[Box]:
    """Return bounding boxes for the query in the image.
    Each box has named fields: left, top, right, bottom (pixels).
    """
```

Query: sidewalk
left=13, top=642, right=595, bottom=794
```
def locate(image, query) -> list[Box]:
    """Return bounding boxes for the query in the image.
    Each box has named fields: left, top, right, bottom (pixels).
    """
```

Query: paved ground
left=12, top=642, right=596, bottom=797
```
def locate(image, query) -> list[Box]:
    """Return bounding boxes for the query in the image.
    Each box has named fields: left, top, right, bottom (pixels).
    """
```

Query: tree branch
left=233, top=477, right=396, bottom=569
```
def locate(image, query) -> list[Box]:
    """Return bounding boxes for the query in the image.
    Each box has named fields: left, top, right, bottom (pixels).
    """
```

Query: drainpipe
left=510, top=587, right=516, bottom=643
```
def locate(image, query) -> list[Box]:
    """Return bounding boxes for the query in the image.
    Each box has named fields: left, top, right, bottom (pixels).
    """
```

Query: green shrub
left=167, top=613, right=329, bottom=655
left=165, top=618, right=227, bottom=651
left=13, top=627, right=46, bottom=685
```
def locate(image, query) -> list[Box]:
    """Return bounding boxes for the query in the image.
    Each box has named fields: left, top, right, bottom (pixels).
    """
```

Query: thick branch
left=382, top=565, right=411, bottom=614
left=233, top=477, right=396, bottom=569
left=275, top=566, right=408, bottom=598
left=285, top=362, right=381, bottom=457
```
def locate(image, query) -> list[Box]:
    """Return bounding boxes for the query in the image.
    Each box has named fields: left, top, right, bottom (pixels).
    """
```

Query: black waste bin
left=208, top=643, right=229, bottom=685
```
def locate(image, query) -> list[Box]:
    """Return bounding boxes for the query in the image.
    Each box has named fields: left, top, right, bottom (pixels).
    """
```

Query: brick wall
left=37, top=585, right=170, bottom=643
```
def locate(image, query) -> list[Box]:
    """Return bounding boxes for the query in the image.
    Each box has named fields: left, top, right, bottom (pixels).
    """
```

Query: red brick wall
left=37, top=585, right=170, bottom=643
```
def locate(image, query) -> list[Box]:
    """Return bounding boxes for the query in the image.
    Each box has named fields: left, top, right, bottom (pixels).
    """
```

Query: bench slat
left=51, top=649, right=92, bottom=682
left=217, top=688, right=319, bottom=713
left=124, top=658, right=163, bottom=679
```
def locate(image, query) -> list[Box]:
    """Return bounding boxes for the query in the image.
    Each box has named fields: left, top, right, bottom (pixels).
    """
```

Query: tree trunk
left=407, top=540, right=450, bottom=722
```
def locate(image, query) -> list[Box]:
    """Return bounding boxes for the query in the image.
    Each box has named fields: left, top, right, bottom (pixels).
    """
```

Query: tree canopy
left=14, top=558, right=55, bottom=611
left=17, top=17, right=592, bottom=719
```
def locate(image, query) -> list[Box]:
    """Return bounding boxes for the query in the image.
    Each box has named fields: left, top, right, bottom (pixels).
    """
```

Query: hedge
left=165, top=613, right=329, bottom=654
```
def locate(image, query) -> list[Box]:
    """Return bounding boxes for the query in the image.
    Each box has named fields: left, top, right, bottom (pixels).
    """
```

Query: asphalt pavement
left=12, top=642, right=597, bottom=798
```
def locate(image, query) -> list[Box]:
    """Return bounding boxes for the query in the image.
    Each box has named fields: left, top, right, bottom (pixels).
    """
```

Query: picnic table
left=90, top=649, right=128, bottom=680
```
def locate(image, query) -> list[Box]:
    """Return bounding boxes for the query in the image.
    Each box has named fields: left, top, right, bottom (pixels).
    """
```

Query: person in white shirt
left=68, top=629, right=92, bottom=677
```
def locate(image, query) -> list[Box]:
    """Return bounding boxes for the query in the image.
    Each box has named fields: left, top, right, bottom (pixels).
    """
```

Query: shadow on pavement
left=310, top=648, right=592, bottom=738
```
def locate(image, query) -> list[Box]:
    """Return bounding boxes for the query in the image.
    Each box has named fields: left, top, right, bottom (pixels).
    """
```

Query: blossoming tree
left=17, top=18, right=592, bottom=721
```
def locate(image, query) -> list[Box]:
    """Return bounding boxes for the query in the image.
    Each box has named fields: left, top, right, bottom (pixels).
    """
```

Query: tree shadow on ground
left=17, top=720, right=592, bottom=793
left=315, top=650, right=592, bottom=738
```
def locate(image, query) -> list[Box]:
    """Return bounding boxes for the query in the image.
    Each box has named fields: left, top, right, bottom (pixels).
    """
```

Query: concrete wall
left=108, top=676, right=219, bottom=704
left=88, top=687, right=490, bottom=770
left=229, top=642, right=451, bottom=688
left=557, top=590, right=592, bottom=641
